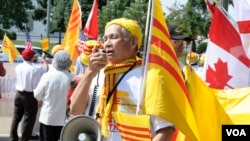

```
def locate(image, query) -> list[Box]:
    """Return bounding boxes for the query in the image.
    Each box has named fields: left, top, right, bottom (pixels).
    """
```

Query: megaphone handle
left=88, top=72, right=100, bottom=116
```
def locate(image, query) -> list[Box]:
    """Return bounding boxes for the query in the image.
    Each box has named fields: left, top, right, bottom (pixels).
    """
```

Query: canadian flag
left=233, top=0, right=250, bottom=57
left=203, top=0, right=250, bottom=89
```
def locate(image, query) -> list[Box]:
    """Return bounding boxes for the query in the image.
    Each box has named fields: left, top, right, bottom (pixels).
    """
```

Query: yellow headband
left=105, top=18, right=142, bottom=49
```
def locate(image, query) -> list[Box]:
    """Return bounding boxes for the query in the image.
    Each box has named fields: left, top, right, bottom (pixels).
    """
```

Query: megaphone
left=60, top=115, right=101, bottom=141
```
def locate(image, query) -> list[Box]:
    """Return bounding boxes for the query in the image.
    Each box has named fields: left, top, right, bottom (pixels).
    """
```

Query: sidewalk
left=0, top=116, right=38, bottom=141
left=0, top=98, right=40, bottom=141
left=0, top=116, right=22, bottom=140
left=0, top=100, right=20, bottom=140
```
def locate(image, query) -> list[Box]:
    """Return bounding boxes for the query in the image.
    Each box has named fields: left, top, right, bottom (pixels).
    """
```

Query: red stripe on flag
left=171, top=130, right=179, bottom=141
left=72, top=7, right=80, bottom=15
left=116, top=123, right=151, bottom=140
left=3, top=42, right=18, bottom=59
left=69, top=18, right=81, bottom=31
left=116, top=122, right=150, bottom=131
left=119, top=130, right=151, bottom=139
left=68, top=7, right=81, bottom=32
left=151, top=36, right=179, bottom=66
left=149, top=53, right=190, bottom=103
left=238, top=20, right=250, bottom=33
left=153, top=17, right=171, bottom=40
left=121, top=136, right=150, bottom=141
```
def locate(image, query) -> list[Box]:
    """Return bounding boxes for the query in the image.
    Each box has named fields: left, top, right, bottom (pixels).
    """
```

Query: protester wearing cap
left=10, top=47, right=48, bottom=141
left=70, top=18, right=174, bottom=141
left=34, top=50, right=74, bottom=141
left=168, top=25, right=190, bottom=57
left=168, top=25, right=190, bottom=69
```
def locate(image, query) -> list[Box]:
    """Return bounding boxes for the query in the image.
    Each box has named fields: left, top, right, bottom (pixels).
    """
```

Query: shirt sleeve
left=150, top=115, right=175, bottom=134
left=34, top=74, right=46, bottom=101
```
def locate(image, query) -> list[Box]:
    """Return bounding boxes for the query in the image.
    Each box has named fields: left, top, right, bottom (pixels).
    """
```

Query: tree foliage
left=166, top=0, right=210, bottom=39
left=122, top=0, right=148, bottom=37
left=99, top=0, right=148, bottom=36
left=30, top=0, right=106, bottom=44
left=32, top=0, right=55, bottom=25
left=0, top=0, right=34, bottom=30
left=166, top=0, right=234, bottom=39
left=99, top=0, right=131, bottom=35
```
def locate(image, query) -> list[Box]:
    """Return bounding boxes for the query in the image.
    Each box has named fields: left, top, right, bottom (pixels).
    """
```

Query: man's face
left=171, top=39, right=185, bottom=58
left=103, top=25, right=135, bottom=64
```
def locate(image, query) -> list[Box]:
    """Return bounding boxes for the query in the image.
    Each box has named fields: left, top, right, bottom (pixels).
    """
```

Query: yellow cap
left=51, top=44, right=64, bottom=56
left=105, top=18, right=142, bottom=49
left=83, top=40, right=103, bottom=56
left=80, top=53, right=89, bottom=66
left=186, top=52, right=199, bottom=65
left=80, top=40, right=103, bottom=65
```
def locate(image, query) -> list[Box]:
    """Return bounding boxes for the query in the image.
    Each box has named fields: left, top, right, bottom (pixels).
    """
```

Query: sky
left=160, top=0, right=188, bottom=15
left=160, top=0, right=236, bottom=19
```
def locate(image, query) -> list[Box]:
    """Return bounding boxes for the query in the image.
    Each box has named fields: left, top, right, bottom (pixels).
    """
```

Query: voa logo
left=226, top=129, right=246, bottom=136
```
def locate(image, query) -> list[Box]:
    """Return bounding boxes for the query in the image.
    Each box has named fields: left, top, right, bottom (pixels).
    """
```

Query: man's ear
left=131, top=36, right=138, bottom=48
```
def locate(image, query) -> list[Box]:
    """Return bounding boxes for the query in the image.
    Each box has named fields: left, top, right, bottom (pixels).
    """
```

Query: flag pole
left=136, top=0, right=153, bottom=115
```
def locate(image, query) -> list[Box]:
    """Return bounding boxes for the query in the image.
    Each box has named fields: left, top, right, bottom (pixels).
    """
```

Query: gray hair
left=121, top=27, right=132, bottom=41
left=52, top=50, right=72, bottom=71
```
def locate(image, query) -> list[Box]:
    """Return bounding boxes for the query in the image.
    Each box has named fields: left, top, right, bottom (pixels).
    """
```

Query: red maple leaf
left=205, top=58, right=233, bottom=89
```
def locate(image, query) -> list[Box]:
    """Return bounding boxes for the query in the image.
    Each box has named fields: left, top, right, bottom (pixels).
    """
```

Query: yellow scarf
left=96, top=59, right=142, bottom=137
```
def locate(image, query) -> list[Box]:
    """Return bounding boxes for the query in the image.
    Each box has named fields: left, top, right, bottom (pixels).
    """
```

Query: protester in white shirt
left=10, top=47, right=48, bottom=141
left=70, top=18, right=175, bottom=141
left=34, top=50, right=74, bottom=141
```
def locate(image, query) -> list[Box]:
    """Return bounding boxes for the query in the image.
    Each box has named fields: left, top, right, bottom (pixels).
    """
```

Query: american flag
left=78, top=29, right=88, bottom=52
left=25, top=29, right=32, bottom=49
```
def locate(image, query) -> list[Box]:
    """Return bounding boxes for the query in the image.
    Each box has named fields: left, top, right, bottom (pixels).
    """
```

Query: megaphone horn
left=60, top=115, right=101, bottom=141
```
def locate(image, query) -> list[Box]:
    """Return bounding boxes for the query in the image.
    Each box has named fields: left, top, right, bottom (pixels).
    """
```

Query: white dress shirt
left=34, top=69, right=74, bottom=126
left=15, top=61, right=47, bottom=92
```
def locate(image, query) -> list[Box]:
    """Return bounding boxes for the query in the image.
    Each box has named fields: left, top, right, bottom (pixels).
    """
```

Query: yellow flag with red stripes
left=62, top=0, right=82, bottom=66
left=141, top=0, right=199, bottom=141
left=113, top=112, right=151, bottom=141
left=40, top=38, right=49, bottom=51
left=1, top=34, right=20, bottom=63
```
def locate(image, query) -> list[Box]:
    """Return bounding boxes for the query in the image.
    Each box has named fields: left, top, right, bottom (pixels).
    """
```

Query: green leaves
left=0, top=0, right=34, bottom=30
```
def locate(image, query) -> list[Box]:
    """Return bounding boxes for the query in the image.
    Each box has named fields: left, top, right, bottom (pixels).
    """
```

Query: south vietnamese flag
left=203, top=1, right=250, bottom=89
left=233, top=0, right=250, bottom=57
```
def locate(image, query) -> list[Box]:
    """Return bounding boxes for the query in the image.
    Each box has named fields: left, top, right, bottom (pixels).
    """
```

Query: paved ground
left=0, top=100, right=39, bottom=141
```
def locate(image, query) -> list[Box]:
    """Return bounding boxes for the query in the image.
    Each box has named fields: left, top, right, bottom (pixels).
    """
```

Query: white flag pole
left=136, top=0, right=154, bottom=115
